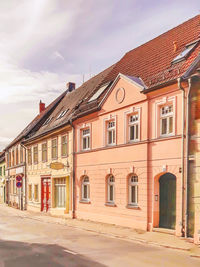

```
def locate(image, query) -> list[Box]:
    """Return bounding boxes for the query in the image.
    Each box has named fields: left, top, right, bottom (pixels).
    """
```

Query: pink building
left=73, top=15, right=200, bottom=242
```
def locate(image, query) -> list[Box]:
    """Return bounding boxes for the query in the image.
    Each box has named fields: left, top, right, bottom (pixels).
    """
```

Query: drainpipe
left=178, top=77, right=185, bottom=236
left=20, top=143, right=27, bottom=210
left=69, top=119, right=76, bottom=219
left=185, top=78, right=192, bottom=238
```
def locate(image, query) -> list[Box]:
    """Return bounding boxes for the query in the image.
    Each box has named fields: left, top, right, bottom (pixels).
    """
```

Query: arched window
left=82, top=176, right=90, bottom=201
left=107, top=175, right=115, bottom=203
left=128, top=174, right=138, bottom=205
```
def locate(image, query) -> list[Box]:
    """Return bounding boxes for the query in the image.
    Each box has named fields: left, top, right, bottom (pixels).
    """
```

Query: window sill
left=126, top=204, right=140, bottom=210
left=105, top=202, right=117, bottom=207
left=79, top=200, right=91, bottom=204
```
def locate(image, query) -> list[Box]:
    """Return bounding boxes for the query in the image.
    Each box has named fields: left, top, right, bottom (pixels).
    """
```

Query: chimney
left=173, top=41, right=178, bottom=52
left=39, top=100, right=46, bottom=114
left=66, top=82, right=76, bottom=92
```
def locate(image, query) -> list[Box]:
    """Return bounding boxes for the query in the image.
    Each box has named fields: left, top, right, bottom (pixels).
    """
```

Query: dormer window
left=43, top=117, right=53, bottom=126
left=172, top=41, right=198, bottom=64
left=56, top=109, right=69, bottom=120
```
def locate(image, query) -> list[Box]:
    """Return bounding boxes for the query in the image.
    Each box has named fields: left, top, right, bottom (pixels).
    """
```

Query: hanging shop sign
left=50, top=162, right=65, bottom=170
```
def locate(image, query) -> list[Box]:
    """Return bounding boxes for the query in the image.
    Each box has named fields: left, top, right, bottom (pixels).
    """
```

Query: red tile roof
left=6, top=90, right=67, bottom=149
left=19, top=15, right=200, bottom=143
left=103, top=15, right=200, bottom=88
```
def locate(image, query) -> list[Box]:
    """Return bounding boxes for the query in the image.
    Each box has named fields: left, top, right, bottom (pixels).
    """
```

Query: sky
left=0, top=0, right=199, bottom=150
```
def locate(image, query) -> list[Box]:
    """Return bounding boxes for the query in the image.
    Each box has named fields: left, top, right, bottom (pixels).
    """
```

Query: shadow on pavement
left=0, top=239, right=106, bottom=267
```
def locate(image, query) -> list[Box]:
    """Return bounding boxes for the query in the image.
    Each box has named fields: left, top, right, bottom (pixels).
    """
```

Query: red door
left=41, top=178, right=51, bottom=212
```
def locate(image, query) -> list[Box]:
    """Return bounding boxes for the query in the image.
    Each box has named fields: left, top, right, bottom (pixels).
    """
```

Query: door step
left=153, top=228, right=175, bottom=235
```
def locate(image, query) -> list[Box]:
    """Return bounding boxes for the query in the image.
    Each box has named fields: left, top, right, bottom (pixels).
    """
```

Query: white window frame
left=128, top=175, right=138, bottom=206
left=107, top=175, right=115, bottom=203
left=155, top=96, right=176, bottom=138
left=124, top=107, right=141, bottom=143
left=81, top=176, right=90, bottom=201
left=107, top=121, right=116, bottom=146
left=128, top=113, right=139, bottom=142
left=160, top=105, right=174, bottom=137
left=103, top=115, right=117, bottom=147
left=82, top=128, right=90, bottom=150
left=77, top=123, right=92, bottom=152
left=54, top=178, right=66, bottom=208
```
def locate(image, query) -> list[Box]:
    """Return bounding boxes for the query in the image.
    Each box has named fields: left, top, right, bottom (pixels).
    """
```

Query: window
left=160, top=105, right=173, bottom=136
left=12, top=150, right=15, bottom=166
left=128, top=175, right=138, bottom=205
left=9, top=151, right=11, bottom=167
left=107, top=175, right=115, bottom=203
left=54, top=178, right=66, bottom=208
left=129, top=114, right=139, bottom=141
left=16, top=147, right=18, bottom=165
left=107, top=121, right=115, bottom=145
left=81, top=176, right=90, bottom=201
left=13, top=179, right=16, bottom=195
left=43, top=117, right=53, bottom=126
left=88, top=83, right=110, bottom=102
left=172, top=42, right=197, bottom=64
left=28, top=148, right=32, bottom=165
left=20, top=147, right=23, bottom=164
left=57, top=109, right=69, bottom=120
left=34, top=184, right=39, bottom=202
left=28, top=184, right=32, bottom=201
left=0, top=167, right=2, bottom=176
left=33, top=146, right=38, bottom=164
left=61, top=135, right=68, bottom=157
left=52, top=138, right=58, bottom=159
left=42, top=143, right=47, bottom=162
left=3, top=166, right=5, bottom=176
left=82, top=129, right=90, bottom=150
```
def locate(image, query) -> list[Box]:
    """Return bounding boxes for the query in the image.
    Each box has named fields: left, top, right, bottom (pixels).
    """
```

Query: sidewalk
left=2, top=204, right=200, bottom=258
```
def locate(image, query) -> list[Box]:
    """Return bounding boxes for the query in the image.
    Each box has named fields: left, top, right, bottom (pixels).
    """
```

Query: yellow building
left=0, top=151, right=6, bottom=203
left=23, top=125, right=73, bottom=217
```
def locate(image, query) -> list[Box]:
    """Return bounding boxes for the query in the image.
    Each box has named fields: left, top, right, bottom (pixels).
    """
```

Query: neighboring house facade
left=0, top=151, right=6, bottom=203
left=24, top=121, right=73, bottom=217
left=72, top=15, right=200, bottom=243
left=5, top=92, right=67, bottom=210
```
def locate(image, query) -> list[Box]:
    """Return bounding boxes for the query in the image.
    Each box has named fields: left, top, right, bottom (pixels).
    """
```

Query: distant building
left=0, top=151, right=6, bottom=203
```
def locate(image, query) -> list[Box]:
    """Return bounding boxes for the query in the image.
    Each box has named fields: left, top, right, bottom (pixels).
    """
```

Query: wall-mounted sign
left=50, top=162, right=64, bottom=170
left=16, top=175, right=23, bottom=182
left=16, top=181, right=22, bottom=188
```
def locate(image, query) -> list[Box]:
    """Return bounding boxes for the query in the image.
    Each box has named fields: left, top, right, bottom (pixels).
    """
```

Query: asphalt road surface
left=0, top=205, right=199, bottom=267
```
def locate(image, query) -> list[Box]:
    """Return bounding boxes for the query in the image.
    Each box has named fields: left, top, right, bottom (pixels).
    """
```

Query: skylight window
left=43, top=117, right=53, bottom=126
left=56, top=109, right=69, bottom=120
left=88, top=83, right=110, bottom=102
left=172, top=42, right=197, bottom=64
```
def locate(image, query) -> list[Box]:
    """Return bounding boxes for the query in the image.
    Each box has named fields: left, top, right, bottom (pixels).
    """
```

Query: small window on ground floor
left=128, top=174, right=138, bottom=205
left=28, top=184, right=32, bottom=201
left=81, top=176, right=90, bottom=201
left=34, top=184, right=39, bottom=202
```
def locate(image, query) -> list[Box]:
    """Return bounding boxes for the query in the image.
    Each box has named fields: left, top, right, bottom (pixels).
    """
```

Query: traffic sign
left=16, top=181, right=22, bottom=188
left=16, top=175, right=22, bottom=182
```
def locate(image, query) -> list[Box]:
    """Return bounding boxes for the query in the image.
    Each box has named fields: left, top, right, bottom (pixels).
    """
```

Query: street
left=0, top=205, right=199, bottom=267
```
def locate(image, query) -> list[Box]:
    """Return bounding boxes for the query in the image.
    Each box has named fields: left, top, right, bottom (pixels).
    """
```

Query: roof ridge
left=124, top=14, right=200, bottom=57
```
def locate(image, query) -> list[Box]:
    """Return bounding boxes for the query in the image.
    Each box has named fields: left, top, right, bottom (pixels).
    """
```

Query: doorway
left=159, top=173, right=176, bottom=229
left=41, top=177, right=51, bottom=212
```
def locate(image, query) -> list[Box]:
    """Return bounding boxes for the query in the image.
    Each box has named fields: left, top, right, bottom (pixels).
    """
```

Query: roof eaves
left=182, top=53, right=200, bottom=80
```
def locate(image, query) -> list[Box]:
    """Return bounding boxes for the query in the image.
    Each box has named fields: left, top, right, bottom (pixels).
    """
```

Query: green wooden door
left=159, top=173, right=176, bottom=229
